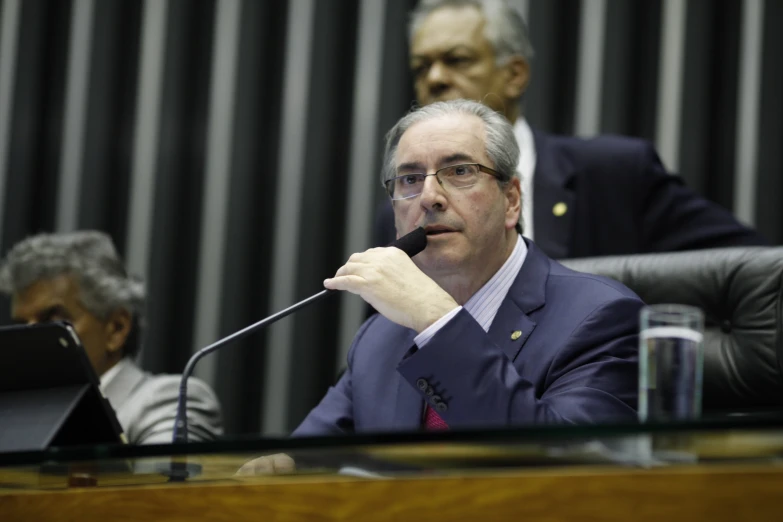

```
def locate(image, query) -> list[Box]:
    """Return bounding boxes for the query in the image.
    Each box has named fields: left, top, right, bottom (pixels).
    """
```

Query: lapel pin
left=553, top=202, right=567, bottom=217
left=511, top=330, right=522, bottom=340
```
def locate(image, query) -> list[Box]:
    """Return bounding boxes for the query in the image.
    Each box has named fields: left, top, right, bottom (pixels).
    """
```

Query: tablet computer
left=0, top=322, right=126, bottom=452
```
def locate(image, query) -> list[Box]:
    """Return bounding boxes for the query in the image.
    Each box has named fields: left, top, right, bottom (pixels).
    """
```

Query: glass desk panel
left=1, top=418, right=783, bottom=491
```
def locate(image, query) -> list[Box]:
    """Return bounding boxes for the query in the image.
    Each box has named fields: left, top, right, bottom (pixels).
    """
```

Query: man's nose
left=418, top=174, right=447, bottom=210
left=426, top=61, right=451, bottom=90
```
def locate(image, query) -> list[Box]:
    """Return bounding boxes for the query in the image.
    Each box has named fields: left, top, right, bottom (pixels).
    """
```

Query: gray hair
left=409, top=0, right=535, bottom=65
left=381, top=99, right=523, bottom=233
left=0, top=231, right=146, bottom=356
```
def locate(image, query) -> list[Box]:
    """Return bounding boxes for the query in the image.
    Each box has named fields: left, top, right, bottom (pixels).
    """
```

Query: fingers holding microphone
left=324, top=235, right=457, bottom=333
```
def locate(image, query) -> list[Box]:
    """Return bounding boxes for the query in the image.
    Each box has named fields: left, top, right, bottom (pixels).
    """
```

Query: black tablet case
left=0, top=322, right=125, bottom=452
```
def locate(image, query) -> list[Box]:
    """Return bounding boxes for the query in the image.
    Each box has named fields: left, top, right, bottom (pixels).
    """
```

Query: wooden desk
left=1, top=462, right=782, bottom=521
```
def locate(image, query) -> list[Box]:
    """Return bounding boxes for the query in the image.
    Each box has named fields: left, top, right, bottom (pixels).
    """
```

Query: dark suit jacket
left=374, top=130, right=767, bottom=258
left=293, top=239, right=642, bottom=436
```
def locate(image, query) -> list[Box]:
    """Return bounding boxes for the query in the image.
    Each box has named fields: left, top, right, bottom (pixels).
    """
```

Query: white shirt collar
left=413, top=235, right=528, bottom=347
left=100, top=357, right=130, bottom=390
left=462, top=234, right=528, bottom=332
left=513, top=118, right=537, bottom=239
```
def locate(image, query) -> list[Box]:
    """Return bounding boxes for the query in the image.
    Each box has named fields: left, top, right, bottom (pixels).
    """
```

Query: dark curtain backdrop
left=0, top=0, right=780, bottom=436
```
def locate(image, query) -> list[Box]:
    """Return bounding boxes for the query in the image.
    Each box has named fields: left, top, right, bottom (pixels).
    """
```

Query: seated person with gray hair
left=0, top=231, right=223, bottom=444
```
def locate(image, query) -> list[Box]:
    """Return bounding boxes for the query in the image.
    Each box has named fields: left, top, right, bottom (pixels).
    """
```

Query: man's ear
left=505, top=176, right=522, bottom=230
left=105, top=308, right=132, bottom=355
left=502, top=56, right=530, bottom=100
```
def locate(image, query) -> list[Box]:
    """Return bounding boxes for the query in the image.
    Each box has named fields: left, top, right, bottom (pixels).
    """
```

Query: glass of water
left=638, top=304, right=705, bottom=423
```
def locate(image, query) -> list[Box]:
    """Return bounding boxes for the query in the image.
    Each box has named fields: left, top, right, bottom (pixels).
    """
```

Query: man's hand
left=324, top=246, right=458, bottom=332
left=236, top=453, right=296, bottom=476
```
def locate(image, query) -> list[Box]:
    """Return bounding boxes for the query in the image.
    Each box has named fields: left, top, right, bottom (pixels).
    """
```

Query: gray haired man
left=238, top=98, right=644, bottom=474
left=376, top=0, right=766, bottom=258
left=0, top=231, right=222, bottom=444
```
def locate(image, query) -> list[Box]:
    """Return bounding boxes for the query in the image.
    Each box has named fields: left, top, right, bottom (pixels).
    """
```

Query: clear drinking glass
left=639, top=304, right=705, bottom=423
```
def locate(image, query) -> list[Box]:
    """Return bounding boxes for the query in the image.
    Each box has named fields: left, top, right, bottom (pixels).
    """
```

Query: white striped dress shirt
left=513, top=118, right=537, bottom=240
left=413, top=234, right=528, bottom=347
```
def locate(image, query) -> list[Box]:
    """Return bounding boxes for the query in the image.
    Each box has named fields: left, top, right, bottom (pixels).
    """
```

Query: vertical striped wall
left=0, top=0, right=780, bottom=436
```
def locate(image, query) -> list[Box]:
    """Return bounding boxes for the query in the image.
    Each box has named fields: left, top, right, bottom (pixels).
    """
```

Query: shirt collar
left=513, top=118, right=537, bottom=239
left=463, top=234, right=528, bottom=332
left=100, top=357, right=130, bottom=390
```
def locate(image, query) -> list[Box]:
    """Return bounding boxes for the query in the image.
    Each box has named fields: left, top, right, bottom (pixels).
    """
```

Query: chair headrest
left=562, top=247, right=783, bottom=411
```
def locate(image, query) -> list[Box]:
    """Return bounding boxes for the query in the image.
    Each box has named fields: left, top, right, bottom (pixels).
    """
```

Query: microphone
left=171, top=227, right=427, bottom=445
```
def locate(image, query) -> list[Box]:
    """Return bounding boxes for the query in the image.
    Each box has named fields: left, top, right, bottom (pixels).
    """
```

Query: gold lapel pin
left=511, top=330, right=522, bottom=340
left=553, top=202, right=568, bottom=217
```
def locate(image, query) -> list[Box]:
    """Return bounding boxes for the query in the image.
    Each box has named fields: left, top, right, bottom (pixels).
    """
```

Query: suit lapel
left=489, top=298, right=536, bottom=362
left=532, top=130, right=576, bottom=259
left=488, top=239, right=549, bottom=361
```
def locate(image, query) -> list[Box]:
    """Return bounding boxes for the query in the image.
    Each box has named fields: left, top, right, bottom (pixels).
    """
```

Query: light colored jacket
left=102, top=358, right=223, bottom=444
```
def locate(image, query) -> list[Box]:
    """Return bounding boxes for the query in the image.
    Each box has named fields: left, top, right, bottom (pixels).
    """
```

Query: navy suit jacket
left=374, top=130, right=767, bottom=259
left=293, top=239, right=643, bottom=436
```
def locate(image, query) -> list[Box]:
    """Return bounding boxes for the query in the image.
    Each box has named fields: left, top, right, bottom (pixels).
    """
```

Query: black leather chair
left=561, top=247, right=783, bottom=416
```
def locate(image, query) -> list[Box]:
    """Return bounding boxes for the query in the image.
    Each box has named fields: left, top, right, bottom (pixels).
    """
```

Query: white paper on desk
left=337, top=466, right=385, bottom=478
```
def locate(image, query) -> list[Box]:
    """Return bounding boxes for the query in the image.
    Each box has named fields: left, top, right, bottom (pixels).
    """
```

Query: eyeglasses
left=385, top=163, right=502, bottom=201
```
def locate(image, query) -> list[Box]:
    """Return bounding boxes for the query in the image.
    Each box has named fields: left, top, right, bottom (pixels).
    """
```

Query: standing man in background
left=375, top=0, right=767, bottom=257
left=0, top=231, right=223, bottom=444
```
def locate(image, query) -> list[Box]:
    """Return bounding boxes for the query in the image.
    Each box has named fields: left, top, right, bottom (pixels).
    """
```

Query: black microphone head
left=388, top=227, right=427, bottom=258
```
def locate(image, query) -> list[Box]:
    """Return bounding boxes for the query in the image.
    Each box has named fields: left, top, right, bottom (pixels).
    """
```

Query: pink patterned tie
left=423, top=405, right=449, bottom=430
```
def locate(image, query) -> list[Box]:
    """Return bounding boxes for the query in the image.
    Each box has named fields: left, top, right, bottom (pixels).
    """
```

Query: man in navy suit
left=375, top=0, right=766, bottom=258
left=294, top=99, right=641, bottom=437
left=238, top=99, right=642, bottom=473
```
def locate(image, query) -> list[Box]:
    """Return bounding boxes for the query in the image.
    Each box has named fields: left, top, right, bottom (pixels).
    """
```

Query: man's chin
left=415, top=247, right=463, bottom=274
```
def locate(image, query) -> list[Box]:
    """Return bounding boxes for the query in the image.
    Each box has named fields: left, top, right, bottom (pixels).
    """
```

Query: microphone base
left=155, top=460, right=202, bottom=482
